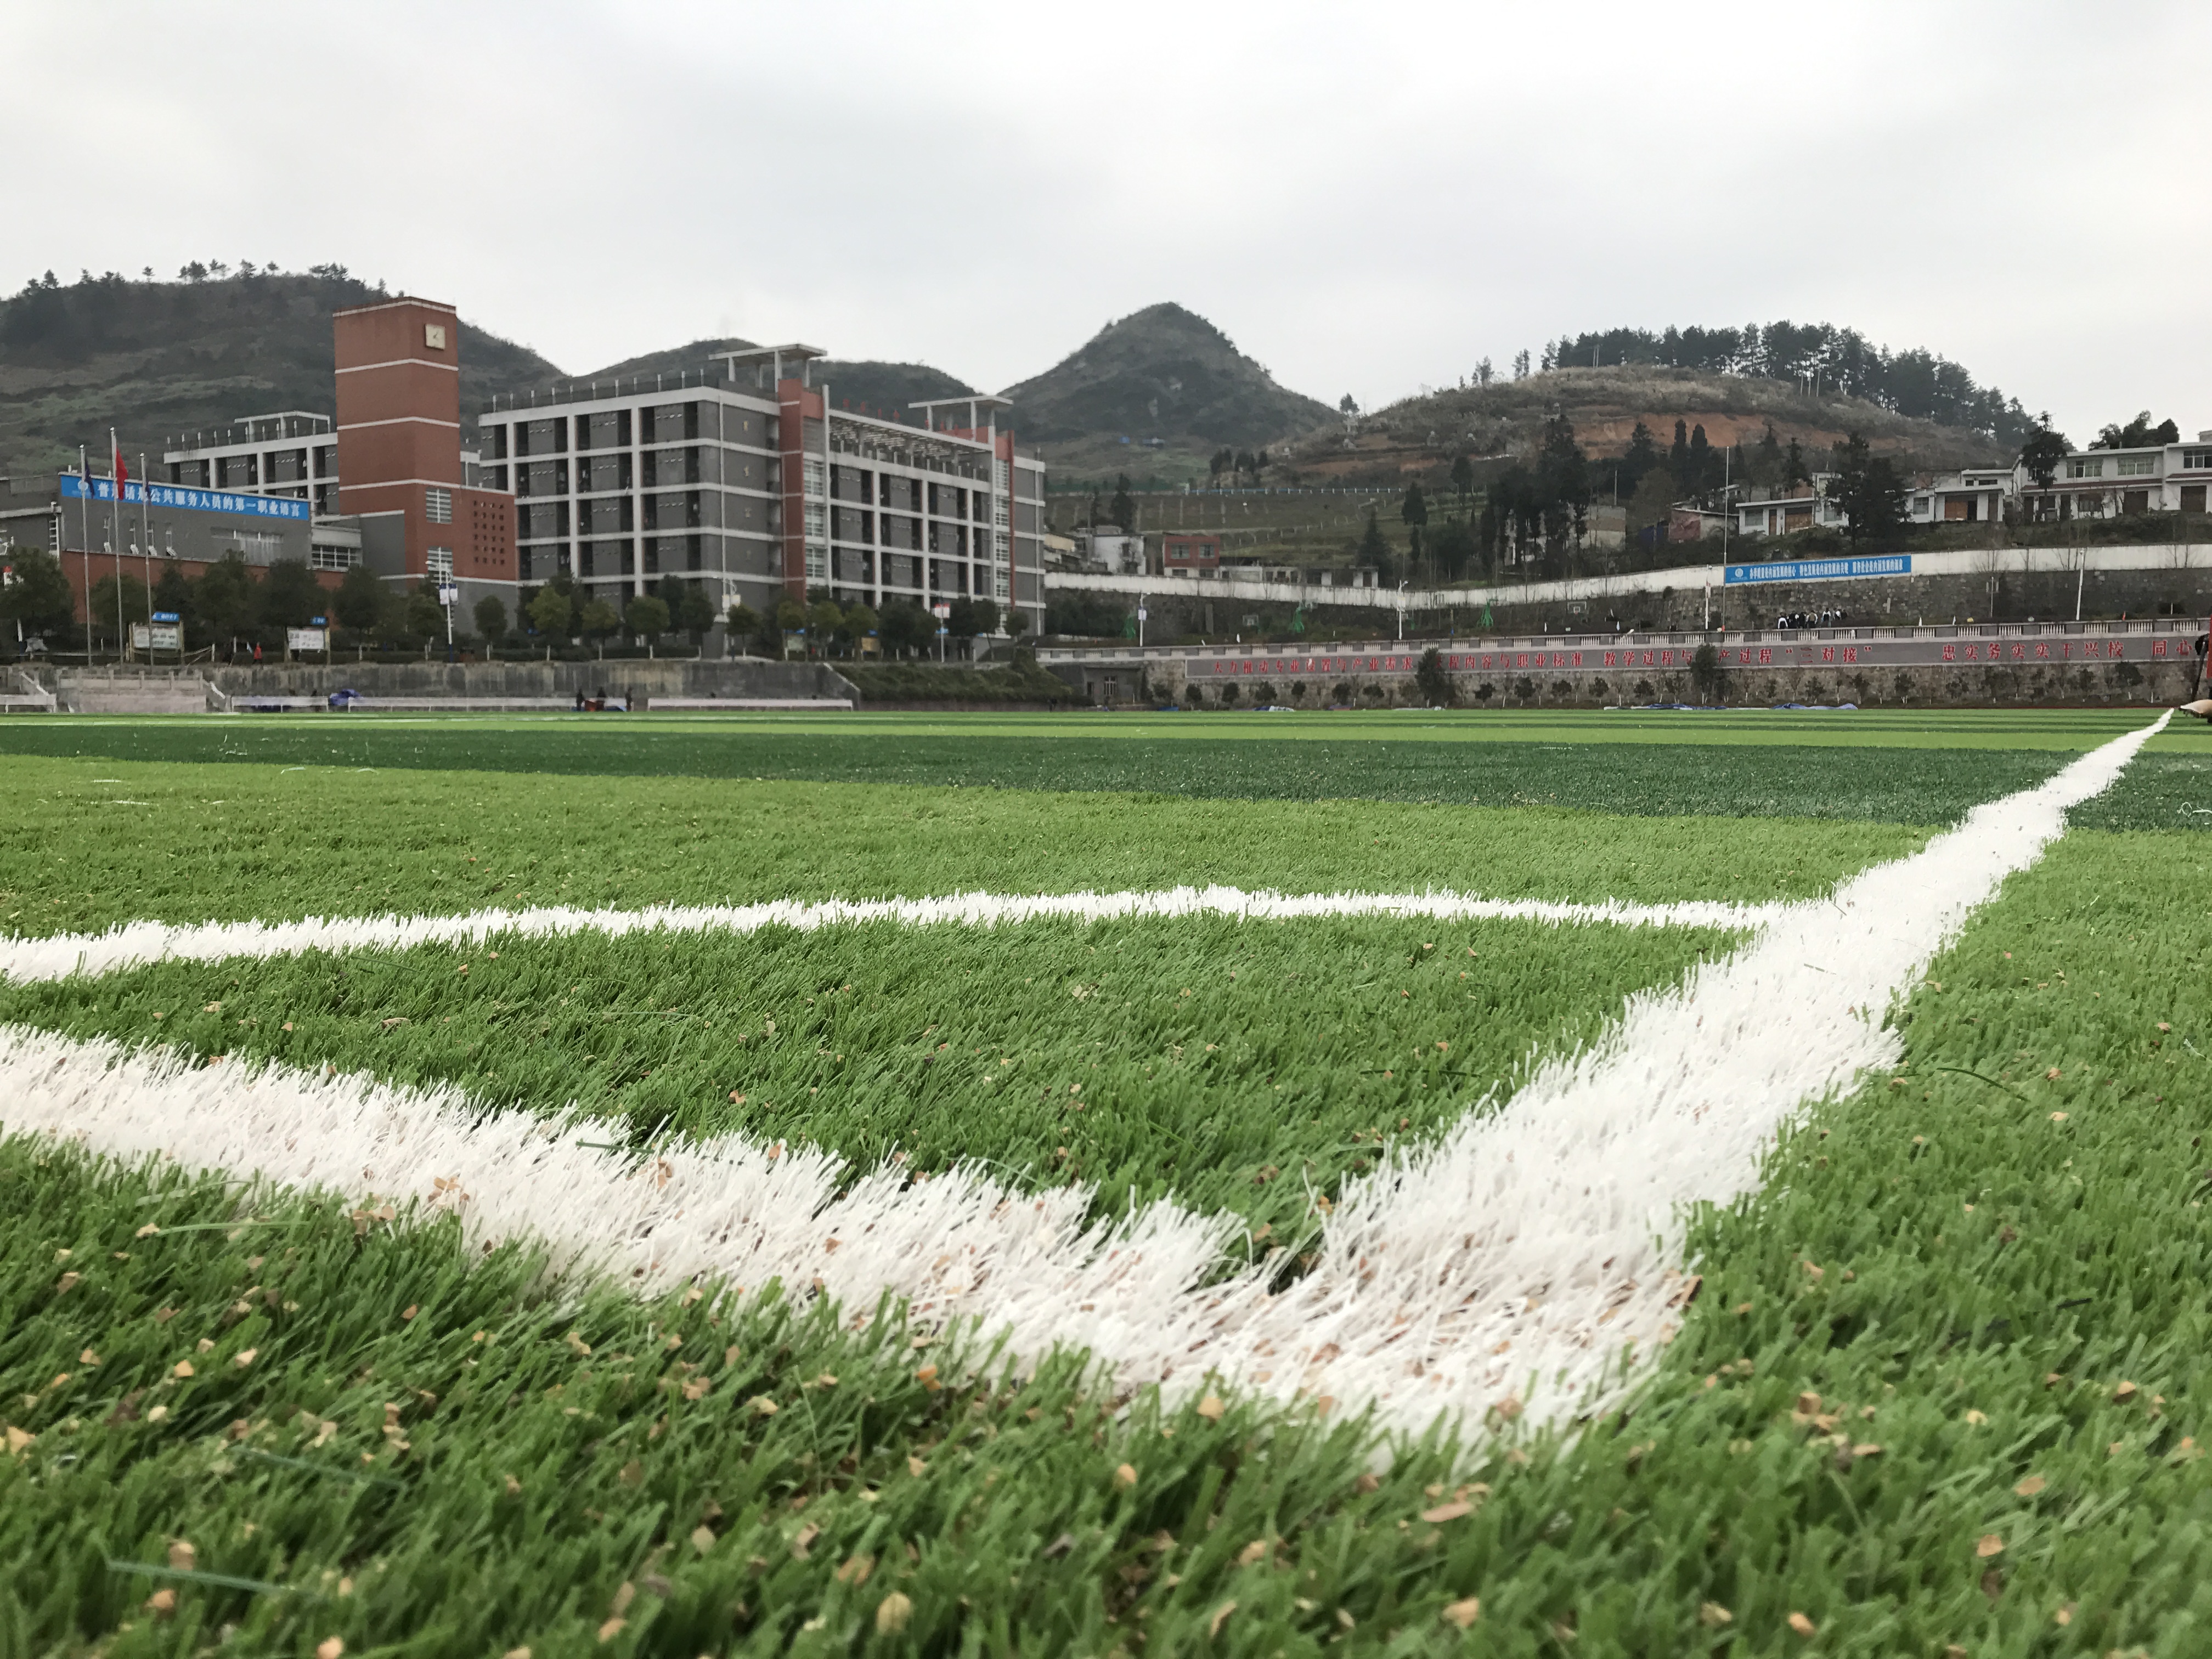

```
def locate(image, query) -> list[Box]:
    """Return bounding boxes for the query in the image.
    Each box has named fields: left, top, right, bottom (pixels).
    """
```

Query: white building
left=2016, top=430, right=2212, bottom=522
left=1907, top=465, right=2015, bottom=527
left=1734, top=478, right=1846, bottom=538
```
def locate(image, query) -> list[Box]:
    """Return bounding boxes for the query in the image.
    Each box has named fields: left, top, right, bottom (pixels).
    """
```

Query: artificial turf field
left=2, top=707, right=2210, bottom=1657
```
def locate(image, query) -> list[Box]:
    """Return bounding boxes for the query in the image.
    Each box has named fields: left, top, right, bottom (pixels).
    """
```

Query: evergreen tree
left=1357, top=509, right=1395, bottom=583
left=1668, top=419, right=1690, bottom=489
left=1400, top=482, right=1429, bottom=572
left=1109, top=475, right=1135, bottom=531
left=472, top=593, right=508, bottom=644
left=2018, top=414, right=2070, bottom=490
left=625, top=594, right=671, bottom=646
left=0, top=547, right=78, bottom=641
left=1622, top=421, right=1659, bottom=489
left=333, top=562, right=385, bottom=633
left=1449, top=453, right=1475, bottom=508
left=529, top=584, right=574, bottom=639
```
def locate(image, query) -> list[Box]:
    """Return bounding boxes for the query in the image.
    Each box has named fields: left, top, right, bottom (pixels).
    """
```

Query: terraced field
left=2, top=707, right=2204, bottom=1657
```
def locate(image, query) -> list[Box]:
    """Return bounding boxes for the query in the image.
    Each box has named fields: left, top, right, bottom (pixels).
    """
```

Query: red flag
left=111, top=432, right=127, bottom=499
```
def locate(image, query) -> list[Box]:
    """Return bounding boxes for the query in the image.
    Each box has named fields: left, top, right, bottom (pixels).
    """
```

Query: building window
left=308, top=544, right=361, bottom=571
left=2068, top=458, right=2104, bottom=479
left=2115, top=456, right=2157, bottom=477
left=427, top=547, right=453, bottom=578
left=426, top=487, right=453, bottom=522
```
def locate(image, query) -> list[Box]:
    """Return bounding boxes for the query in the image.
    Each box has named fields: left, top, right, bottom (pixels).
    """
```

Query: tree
left=1625, top=471, right=1676, bottom=556
left=1109, top=474, right=1135, bottom=532
left=1782, top=436, right=1812, bottom=489
left=1449, top=454, right=1475, bottom=509
left=1430, top=516, right=1477, bottom=582
left=1690, top=643, right=1724, bottom=701
left=0, top=547, right=77, bottom=641
left=404, top=583, right=447, bottom=640
left=2091, top=411, right=2179, bottom=450
left=1621, top=421, right=1660, bottom=491
left=1751, top=422, right=1784, bottom=488
left=194, top=554, right=259, bottom=652
left=805, top=597, right=843, bottom=653
left=1831, top=432, right=1908, bottom=546
left=87, top=573, right=150, bottom=645
left=334, top=562, right=386, bottom=633
left=879, top=599, right=932, bottom=657
left=257, top=558, right=322, bottom=636
left=1338, top=394, right=1359, bottom=417
left=2018, top=414, right=2070, bottom=489
left=578, top=597, right=621, bottom=645
left=967, top=596, right=1000, bottom=636
left=1415, top=647, right=1453, bottom=706
left=1475, top=357, right=1494, bottom=386
left=1209, top=449, right=1232, bottom=486
left=723, top=599, right=759, bottom=640
left=1005, top=607, right=1030, bottom=637
left=529, top=583, right=574, bottom=639
left=1400, top=482, right=1429, bottom=573
left=151, top=563, right=193, bottom=631
left=1511, top=349, right=1531, bottom=380
left=473, top=593, right=509, bottom=644
left=1357, top=509, right=1395, bottom=584
left=675, top=585, right=716, bottom=642
left=778, top=601, right=814, bottom=659
left=1668, top=419, right=1690, bottom=490
left=840, top=602, right=878, bottom=652
left=624, top=594, right=670, bottom=646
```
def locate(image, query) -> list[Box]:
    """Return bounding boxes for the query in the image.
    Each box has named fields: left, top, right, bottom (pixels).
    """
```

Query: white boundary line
left=0, top=886, right=1782, bottom=985
left=0, top=713, right=2166, bottom=1435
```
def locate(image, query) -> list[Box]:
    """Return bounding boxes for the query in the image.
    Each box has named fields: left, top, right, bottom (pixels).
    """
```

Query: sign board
left=286, top=627, right=328, bottom=652
left=311, top=614, right=326, bottom=627
left=61, top=473, right=311, bottom=521
left=1136, top=607, right=1149, bottom=620
left=930, top=602, right=951, bottom=618
left=130, top=623, right=182, bottom=651
left=151, top=610, right=180, bottom=623
left=437, top=583, right=459, bottom=606
left=1723, top=555, right=1910, bottom=585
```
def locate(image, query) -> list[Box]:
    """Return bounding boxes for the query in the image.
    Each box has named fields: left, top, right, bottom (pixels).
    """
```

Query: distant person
left=574, top=687, right=585, bottom=712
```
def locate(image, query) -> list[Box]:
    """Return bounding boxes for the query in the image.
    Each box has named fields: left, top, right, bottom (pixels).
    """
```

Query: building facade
left=2017, top=431, right=2212, bottom=521
left=475, top=353, right=1047, bottom=631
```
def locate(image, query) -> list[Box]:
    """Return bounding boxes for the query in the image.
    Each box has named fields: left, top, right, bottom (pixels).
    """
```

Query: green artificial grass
left=0, top=713, right=2095, bottom=823
left=0, top=911, right=1733, bottom=1238
left=10, top=828, right=2212, bottom=1655
left=0, top=757, right=1920, bottom=940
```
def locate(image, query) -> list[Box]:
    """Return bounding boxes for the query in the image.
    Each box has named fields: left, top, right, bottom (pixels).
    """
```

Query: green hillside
left=0, top=268, right=558, bottom=479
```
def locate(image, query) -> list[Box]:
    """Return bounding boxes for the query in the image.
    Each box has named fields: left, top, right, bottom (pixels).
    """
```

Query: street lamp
left=1397, top=580, right=1408, bottom=641
left=438, top=580, right=459, bottom=662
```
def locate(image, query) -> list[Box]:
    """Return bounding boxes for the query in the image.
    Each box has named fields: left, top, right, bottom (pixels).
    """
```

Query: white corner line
left=0, top=712, right=2168, bottom=1438
left=0, top=885, right=1781, bottom=986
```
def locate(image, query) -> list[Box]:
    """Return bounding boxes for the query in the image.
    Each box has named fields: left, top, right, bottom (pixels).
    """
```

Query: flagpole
left=139, top=452, right=154, bottom=652
left=78, top=443, right=93, bottom=663
left=110, top=430, right=125, bottom=661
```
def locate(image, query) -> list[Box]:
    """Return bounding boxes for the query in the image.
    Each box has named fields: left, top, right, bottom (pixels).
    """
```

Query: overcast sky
left=8, top=1, right=2207, bottom=443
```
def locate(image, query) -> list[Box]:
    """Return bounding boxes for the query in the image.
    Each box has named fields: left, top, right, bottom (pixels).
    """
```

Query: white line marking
left=0, top=714, right=2165, bottom=1436
left=0, top=886, right=1778, bottom=985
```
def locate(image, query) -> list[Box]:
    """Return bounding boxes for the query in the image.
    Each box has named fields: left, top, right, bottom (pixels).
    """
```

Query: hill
left=1291, top=362, right=2017, bottom=487
left=581, top=337, right=976, bottom=425
left=997, top=303, right=1337, bottom=484
left=0, top=268, right=558, bottom=480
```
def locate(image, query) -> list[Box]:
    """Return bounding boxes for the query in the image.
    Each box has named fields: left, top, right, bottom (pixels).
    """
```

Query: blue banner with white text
left=60, top=473, right=311, bottom=521
left=1723, top=555, right=1909, bottom=585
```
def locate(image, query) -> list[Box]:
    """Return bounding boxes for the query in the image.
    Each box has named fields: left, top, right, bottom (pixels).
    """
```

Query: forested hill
left=1539, top=321, right=2032, bottom=446
left=0, top=267, right=558, bottom=479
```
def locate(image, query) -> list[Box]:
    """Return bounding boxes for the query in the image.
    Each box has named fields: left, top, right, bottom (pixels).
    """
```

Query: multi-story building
left=2016, top=431, right=2212, bottom=522
left=161, top=296, right=517, bottom=606
left=475, top=349, right=1047, bottom=632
